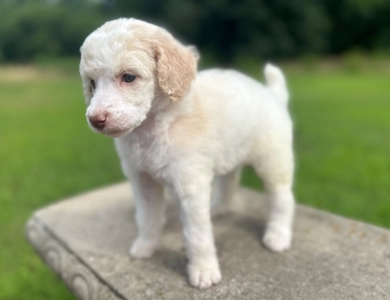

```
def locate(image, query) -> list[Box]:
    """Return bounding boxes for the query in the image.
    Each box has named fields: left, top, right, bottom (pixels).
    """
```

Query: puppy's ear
left=81, top=75, right=93, bottom=105
left=79, top=41, right=96, bottom=105
left=154, top=32, right=198, bottom=102
left=188, top=45, right=200, bottom=61
left=79, top=51, right=93, bottom=105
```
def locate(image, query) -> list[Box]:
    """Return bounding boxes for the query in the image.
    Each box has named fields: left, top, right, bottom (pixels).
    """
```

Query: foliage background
left=1, top=0, right=390, bottom=63
left=0, top=0, right=389, bottom=299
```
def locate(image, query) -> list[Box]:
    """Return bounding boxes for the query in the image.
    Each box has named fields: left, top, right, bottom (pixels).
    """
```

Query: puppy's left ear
left=154, top=31, right=198, bottom=102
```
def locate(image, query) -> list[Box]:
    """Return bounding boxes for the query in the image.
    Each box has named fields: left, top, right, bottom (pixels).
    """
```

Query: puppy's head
left=80, top=18, right=198, bottom=137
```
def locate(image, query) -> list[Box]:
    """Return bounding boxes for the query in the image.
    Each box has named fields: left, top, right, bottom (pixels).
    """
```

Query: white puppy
left=80, top=18, right=295, bottom=289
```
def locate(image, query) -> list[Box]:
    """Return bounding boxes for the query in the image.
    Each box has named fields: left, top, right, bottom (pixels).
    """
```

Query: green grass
left=0, top=69, right=123, bottom=300
left=0, top=62, right=389, bottom=299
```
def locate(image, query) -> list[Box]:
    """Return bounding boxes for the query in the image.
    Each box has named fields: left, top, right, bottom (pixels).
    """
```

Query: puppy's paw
left=188, top=262, right=222, bottom=289
left=129, top=237, right=157, bottom=259
left=263, top=226, right=292, bottom=252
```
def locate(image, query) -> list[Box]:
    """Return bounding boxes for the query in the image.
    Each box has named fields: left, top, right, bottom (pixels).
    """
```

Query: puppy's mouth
left=92, top=125, right=134, bottom=138
left=87, top=113, right=147, bottom=138
left=88, top=118, right=146, bottom=138
left=103, top=127, right=134, bottom=138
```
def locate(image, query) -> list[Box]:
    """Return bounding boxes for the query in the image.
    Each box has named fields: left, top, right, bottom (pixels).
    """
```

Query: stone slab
left=26, top=182, right=390, bottom=300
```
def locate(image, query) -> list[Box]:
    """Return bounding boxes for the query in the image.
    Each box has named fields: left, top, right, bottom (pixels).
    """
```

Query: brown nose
left=89, top=114, right=107, bottom=130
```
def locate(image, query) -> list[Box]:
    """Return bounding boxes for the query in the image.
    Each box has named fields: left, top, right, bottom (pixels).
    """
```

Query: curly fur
left=154, top=32, right=198, bottom=102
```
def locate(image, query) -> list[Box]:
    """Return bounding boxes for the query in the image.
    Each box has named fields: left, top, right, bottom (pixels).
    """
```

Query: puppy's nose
left=89, top=114, right=107, bottom=130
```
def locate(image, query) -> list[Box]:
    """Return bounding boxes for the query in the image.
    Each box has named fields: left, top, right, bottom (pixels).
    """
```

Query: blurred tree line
left=0, top=0, right=389, bottom=64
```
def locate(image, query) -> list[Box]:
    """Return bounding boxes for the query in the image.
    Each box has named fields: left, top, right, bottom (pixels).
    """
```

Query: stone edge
left=25, top=216, right=125, bottom=300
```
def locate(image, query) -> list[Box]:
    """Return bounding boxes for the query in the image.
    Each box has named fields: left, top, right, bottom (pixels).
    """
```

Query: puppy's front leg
left=173, top=180, right=221, bottom=289
left=128, top=170, right=165, bottom=259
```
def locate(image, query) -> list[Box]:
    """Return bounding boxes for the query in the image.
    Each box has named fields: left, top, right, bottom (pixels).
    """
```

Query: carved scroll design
left=26, top=217, right=120, bottom=300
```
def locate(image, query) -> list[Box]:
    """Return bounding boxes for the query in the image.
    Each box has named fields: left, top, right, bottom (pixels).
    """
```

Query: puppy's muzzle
left=89, top=114, right=107, bottom=130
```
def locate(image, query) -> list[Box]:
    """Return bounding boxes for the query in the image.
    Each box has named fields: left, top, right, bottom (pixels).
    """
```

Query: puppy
left=80, top=18, right=295, bottom=289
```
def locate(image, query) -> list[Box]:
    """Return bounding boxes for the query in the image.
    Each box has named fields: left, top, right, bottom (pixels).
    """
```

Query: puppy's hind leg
left=128, top=170, right=165, bottom=259
left=210, top=168, right=242, bottom=218
left=254, top=149, right=295, bottom=252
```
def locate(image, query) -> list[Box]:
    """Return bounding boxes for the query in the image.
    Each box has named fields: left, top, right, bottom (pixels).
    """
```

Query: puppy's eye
left=122, top=74, right=136, bottom=83
left=90, top=80, right=96, bottom=89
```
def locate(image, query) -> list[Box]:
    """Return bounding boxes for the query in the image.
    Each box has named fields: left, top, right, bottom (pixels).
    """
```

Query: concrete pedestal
left=26, top=183, right=390, bottom=300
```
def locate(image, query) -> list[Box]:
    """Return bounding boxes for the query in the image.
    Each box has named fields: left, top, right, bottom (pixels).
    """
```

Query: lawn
left=0, top=61, right=389, bottom=299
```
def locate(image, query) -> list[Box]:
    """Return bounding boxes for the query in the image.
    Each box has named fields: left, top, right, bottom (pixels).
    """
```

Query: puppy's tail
left=264, top=63, right=289, bottom=106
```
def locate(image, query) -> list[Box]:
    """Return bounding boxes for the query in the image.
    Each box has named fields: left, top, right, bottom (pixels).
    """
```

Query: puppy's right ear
left=80, top=74, right=93, bottom=105
left=79, top=42, right=94, bottom=105
left=79, top=49, right=94, bottom=105
left=81, top=75, right=92, bottom=105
